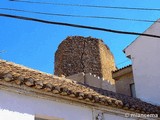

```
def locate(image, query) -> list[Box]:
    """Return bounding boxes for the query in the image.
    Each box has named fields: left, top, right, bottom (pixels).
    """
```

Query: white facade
left=124, top=19, right=160, bottom=105
left=0, top=90, right=92, bottom=120
left=0, top=89, right=136, bottom=120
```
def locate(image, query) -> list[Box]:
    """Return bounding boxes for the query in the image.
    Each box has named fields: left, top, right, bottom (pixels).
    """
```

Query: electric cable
left=9, top=0, right=160, bottom=12
left=0, top=13, right=160, bottom=38
left=0, top=7, right=157, bottom=23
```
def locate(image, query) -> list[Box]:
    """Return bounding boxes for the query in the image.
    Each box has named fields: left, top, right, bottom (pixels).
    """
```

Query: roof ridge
left=113, top=64, right=132, bottom=73
left=0, top=59, right=159, bottom=115
left=0, top=59, right=73, bottom=83
left=0, top=59, right=51, bottom=75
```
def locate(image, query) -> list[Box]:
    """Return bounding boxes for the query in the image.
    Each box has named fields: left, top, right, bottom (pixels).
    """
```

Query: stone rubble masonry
left=54, top=36, right=116, bottom=84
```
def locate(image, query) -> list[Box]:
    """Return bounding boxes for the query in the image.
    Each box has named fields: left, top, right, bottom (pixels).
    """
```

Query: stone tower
left=54, top=36, right=116, bottom=84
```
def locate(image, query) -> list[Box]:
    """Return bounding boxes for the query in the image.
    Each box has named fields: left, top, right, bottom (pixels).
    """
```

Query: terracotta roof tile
left=0, top=59, right=159, bottom=115
left=113, top=64, right=132, bottom=73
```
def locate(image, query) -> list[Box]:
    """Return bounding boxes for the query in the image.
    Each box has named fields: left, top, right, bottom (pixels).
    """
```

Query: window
left=35, top=118, right=46, bottom=120
left=35, top=115, right=63, bottom=120
left=130, top=83, right=136, bottom=97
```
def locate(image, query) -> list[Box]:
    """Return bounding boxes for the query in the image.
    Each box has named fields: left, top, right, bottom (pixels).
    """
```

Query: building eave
left=0, top=59, right=159, bottom=115
left=112, top=65, right=132, bottom=80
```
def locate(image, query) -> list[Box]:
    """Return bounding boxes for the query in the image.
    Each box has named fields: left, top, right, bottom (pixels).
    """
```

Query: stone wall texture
left=54, top=36, right=116, bottom=84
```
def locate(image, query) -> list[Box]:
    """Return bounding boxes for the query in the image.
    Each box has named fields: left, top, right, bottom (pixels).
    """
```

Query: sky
left=0, top=0, right=160, bottom=74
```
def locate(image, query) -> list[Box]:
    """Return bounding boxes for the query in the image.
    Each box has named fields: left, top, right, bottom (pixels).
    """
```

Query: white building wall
left=0, top=90, right=92, bottom=120
left=0, top=89, right=134, bottom=120
left=0, top=109, right=33, bottom=120
left=104, top=114, right=135, bottom=120
left=125, top=19, right=160, bottom=105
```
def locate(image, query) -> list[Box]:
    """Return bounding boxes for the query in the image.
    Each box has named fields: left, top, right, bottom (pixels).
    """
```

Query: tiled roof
left=113, top=64, right=132, bottom=73
left=0, top=60, right=159, bottom=115
left=112, top=64, right=132, bottom=80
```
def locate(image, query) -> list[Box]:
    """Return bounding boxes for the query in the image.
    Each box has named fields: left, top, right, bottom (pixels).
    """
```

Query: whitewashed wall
left=125, top=19, right=160, bottom=105
left=0, top=90, right=92, bottom=120
left=104, top=114, right=135, bottom=120
left=0, top=89, right=135, bottom=120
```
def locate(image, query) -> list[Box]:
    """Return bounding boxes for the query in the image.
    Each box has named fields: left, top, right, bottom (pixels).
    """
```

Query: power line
left=0, top=13, right=160, bottom=38
left=0, top=7, right=157, bottom=23
left=9, top=0, right=160, bottom=12
left=117, top=59, right=130, bottom=66
left=102, top=58, right=131, bottom=71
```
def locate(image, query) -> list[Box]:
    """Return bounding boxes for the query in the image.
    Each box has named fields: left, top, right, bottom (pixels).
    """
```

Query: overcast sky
left=0, top=0, right=159, bottom=74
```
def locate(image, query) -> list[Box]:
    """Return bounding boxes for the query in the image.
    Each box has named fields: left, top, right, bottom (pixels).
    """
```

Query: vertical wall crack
left=80, top=40, right=86, bottom=72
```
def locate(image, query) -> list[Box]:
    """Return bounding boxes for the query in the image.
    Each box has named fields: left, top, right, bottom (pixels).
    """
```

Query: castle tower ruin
left=54, top=36, right=116, bottom=84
